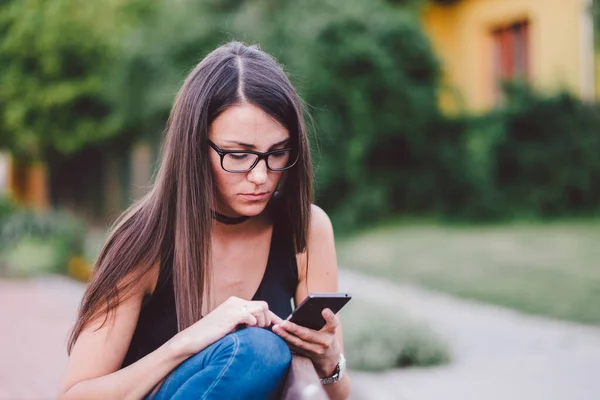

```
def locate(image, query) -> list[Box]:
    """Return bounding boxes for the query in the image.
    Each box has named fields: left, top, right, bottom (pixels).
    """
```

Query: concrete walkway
left=0, top=276, right=84, bottom=400
left=340, top=269, right=600, bottom=400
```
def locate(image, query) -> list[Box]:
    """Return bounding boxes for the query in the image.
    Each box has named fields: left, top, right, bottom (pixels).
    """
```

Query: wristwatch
left=319, top=354, right=346, bottom=385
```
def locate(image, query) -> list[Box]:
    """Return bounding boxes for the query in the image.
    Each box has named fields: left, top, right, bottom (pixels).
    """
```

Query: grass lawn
left=336, top=220, right=600, bottom=325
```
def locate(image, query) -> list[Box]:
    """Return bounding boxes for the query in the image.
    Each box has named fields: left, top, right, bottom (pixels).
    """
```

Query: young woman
left=59, top=42, right=351, bottom=400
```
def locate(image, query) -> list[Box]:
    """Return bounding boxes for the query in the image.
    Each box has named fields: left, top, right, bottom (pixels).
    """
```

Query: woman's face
left=208, top=103, right=290, bottom=217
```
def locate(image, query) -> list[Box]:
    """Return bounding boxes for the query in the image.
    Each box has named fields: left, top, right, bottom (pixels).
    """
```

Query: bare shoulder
left=309, top=204, right=334, bottom=239
left=110, top=260, right=160, bottom=299
left=296, top=204, right=337, bottom=283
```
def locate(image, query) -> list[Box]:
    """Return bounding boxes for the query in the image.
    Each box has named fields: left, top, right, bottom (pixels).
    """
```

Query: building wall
left=422, top=0, right=593, bottom=113
left=4, top=156, right=50, bottom=210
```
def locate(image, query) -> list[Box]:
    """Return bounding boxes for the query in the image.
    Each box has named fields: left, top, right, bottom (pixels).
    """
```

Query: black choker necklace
left=212, top=211, right=250, bottom=225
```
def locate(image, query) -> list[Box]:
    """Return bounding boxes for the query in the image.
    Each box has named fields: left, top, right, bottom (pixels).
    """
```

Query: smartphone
left=286, top=292, right=351, bottom=330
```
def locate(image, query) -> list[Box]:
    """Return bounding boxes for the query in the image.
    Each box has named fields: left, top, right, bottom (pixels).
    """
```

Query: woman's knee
left=184, top=328, right=292, bottom=377
left=234, top=327, right=292, bottom=373
left=150, top=329, right=291, bottom=399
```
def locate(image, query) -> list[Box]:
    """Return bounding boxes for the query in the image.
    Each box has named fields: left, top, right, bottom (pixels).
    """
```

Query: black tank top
left=121, top=220, right=298, bottom=368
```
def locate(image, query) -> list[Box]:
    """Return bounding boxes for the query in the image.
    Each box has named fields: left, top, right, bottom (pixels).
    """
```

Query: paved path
left=0, top=276, right=84, bottom=400
left=340, top=269, right=600, bottom=400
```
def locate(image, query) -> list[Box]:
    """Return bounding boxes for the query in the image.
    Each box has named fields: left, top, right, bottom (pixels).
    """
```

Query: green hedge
left=435, top=86, right=600, bottom=222
left=0, top=209, right=85, bottom=276
left=0, top=196, right=15, bottom=225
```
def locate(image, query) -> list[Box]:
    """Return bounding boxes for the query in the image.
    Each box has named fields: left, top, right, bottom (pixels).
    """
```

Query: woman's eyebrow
left=222, top=138, right=289, bottom=150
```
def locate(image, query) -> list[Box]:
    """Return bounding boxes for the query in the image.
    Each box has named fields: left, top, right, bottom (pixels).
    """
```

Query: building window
left=491, top=20, right=530, bottom=104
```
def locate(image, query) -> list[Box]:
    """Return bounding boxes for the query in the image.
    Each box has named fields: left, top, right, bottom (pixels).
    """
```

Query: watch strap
left=319, top=354, right=346, bottom=385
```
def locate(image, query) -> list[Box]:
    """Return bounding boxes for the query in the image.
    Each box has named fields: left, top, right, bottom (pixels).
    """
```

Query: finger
left=244, top=302, right=265, bottom=327
left=321, top=308, right=340, bottom=332
left=272, top=324, right=322, bottom=354
left=268, top=311, right=284, bottom=325
left=256, top=311, right=267, bottom=328
left=240, top=307, right=257, bottom=326
left=279, top=321, right=329, bottom=347
left=263, top=310, right=272, bottom=327
left=243, top=313, right=258, bottom=326
left=287, top=343, right=311, bottom=358
left=254, top=301, right=269, bottom=327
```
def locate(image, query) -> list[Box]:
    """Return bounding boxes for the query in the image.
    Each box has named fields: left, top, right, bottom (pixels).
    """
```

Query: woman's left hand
left=272, top=308, right=341, bottom=378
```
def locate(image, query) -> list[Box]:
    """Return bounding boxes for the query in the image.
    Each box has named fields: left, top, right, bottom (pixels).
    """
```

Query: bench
left=281, top=355, right=329, bottom=400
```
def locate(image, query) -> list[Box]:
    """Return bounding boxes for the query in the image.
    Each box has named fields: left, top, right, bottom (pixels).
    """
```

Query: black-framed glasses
left=208, top=140, right=299, bottom=173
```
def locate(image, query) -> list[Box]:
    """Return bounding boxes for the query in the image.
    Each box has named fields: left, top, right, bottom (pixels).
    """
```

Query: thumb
left=321, top=308, right=339, bottom=331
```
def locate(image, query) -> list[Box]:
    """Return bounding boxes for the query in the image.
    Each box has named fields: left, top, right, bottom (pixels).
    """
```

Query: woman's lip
left=240, top=192, right=270, bottom=200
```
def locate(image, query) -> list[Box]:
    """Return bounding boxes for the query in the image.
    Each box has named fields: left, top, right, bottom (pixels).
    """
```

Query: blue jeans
left=147, top=327, right=292, bottom=400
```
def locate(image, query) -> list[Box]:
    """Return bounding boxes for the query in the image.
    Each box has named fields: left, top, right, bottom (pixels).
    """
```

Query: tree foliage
left=0, top=0, right=149, bottom=159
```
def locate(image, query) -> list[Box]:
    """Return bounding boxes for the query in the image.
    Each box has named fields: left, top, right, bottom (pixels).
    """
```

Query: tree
left=0, top=0, right=148, bottom=160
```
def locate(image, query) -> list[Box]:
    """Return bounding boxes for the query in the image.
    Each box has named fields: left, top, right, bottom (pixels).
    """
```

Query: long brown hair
left=67, top=42, right=313, bottom=353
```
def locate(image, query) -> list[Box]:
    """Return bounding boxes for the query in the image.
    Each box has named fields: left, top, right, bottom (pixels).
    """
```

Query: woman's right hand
left=169, top=297, right=282, bottom=357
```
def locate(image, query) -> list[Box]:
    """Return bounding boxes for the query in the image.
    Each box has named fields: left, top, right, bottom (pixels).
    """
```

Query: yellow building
left=421, top=0, right=597, bottom=113
left=1, top=155, right=49, bottom=211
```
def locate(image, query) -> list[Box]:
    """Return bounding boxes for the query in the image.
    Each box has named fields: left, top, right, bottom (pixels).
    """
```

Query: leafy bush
left=496, top=86, right=600, bottom=217
left=0, top=210, right=85, bottom=276
left=342, top=299, right=450, bottom=371
left=437, top=85, right=600, bottom=221
left=0, top=196, right=15, bottom=224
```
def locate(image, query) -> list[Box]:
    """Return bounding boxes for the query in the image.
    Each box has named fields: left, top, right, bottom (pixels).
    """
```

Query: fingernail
left=324, top=309, right=332, bottom=317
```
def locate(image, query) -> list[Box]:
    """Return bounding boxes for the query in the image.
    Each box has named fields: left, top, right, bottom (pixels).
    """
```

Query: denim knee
left=234, top=327, right=292, bottom=373
left=148, top=328, right=292, bottom=400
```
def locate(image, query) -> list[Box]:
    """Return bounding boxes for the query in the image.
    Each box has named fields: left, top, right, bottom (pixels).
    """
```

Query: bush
left=0, top=196, right=15, bottom=224
left=296, top=1, right=442, bottom=229
left=342, top=299, right=450, bottom=371
left=496, top=86, right=600, bottom=217
left=0, top=210, right=85, bottom=276
left=437, top=86, right=600, bottom=221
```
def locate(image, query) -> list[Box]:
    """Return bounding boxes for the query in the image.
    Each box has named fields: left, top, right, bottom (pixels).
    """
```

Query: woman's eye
left=271, top=150, right=288, bottom=158
left=229, top=153, right=249, bottom=160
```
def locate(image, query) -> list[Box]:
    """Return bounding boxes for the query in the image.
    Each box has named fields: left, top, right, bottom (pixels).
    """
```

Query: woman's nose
left=247, top=159, right=268, bottom=185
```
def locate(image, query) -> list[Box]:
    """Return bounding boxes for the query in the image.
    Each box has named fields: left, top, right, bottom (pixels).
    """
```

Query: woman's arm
left=58, top=263, right=185, bottom=400
left=59, top=264, right=279, bottom=400
left=285, top=204, right=352, bottom=400
left=59, top=334, right=190, bottom=400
